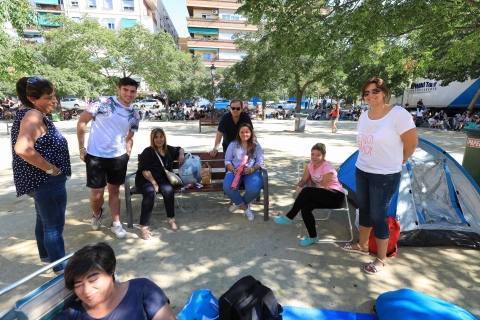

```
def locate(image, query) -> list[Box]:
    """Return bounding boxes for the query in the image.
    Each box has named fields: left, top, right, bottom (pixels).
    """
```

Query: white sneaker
left=245, top=207, right=254, bottom=221
left=111, top=222, right=127, bottom=239
left=229, top=203, right=242, bottom=213
left=91, top=208, right=103, bottom=231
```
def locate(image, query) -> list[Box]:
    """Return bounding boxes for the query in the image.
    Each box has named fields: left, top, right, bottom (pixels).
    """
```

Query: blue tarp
left=283, top=306, right=377, bottom=320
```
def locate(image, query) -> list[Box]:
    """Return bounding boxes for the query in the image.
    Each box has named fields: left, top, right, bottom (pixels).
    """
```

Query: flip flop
left=342, top=242, right=370, bottom=255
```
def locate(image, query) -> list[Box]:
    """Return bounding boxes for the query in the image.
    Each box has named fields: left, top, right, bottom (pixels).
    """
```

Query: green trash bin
left=462, top=127, right=480, bottom=186
left=51, top=112, right=61, bottom=122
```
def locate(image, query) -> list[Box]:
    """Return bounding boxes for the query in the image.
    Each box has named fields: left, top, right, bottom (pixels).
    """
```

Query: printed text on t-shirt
left=358, top=134, right=373, bottom=156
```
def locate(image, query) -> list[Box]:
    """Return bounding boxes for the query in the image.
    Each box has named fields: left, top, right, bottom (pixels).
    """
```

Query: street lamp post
left=210, top=63, right=216, bottom=103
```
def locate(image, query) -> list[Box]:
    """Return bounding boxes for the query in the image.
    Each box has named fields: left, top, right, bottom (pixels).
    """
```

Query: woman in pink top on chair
left=274, top=143, right=345, bottom=246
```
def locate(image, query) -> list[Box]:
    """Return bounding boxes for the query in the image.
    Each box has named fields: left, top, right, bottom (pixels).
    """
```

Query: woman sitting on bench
left=56, top=242, right=175, bottom=320
left=136, top=128, right=185, bottom=238
left=223, top=123, right=264, bottom=221
left=274, top=143, right=345, bottom=246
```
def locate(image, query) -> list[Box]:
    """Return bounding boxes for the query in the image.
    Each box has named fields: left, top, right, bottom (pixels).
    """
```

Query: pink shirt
left=307, top=160, right=344, bottom=193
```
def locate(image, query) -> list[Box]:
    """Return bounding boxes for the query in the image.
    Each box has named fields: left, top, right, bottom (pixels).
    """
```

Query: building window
left=87, top=0, right=96, bottom=8
left=103, top=0, right=113, bottom=9
left=221, top=14, right=241, bottom=21
left=123, top=0, right=134, bottom=11
left=105, top=20, right=115, bottom=29
left=70, top=0, right=78, bottom=7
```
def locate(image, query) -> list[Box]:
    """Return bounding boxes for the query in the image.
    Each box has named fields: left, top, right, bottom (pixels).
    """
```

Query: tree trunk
left=467, top=87, right=480, bottom=114
left=261, top=100, right=266, bottom=120
left=295, top=88, right=303, bottom=113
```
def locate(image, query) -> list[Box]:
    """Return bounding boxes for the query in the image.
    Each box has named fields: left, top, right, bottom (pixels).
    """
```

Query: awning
left=120, top=18, right=137, bottom=29
left=37, top=12, right=62, bottom=27
left=34, top=0, right=59, bottom=4
left=188, top=47, right=218, bottom=52
left=188, top=27, right=219, bottom=35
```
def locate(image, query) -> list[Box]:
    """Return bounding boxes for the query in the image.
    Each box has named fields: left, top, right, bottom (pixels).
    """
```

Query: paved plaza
left=0, top=119, right=478, bottom=316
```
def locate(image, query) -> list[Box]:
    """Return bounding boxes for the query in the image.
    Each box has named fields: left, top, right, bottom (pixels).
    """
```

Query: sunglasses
left=363, top=88, right=382, bottom=97
left=231, top=107, right=241, bottom=111
left=27, top=76, right=43, bottom=86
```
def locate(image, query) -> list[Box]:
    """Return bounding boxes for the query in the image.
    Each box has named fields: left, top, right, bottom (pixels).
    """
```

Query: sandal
left=363, top=258, right=385, bottom=274
left=140, top=226, right=152, bottom=240
left=168, top=218, right=178, bottom=231
left=342, top=242, right=370, bottom=255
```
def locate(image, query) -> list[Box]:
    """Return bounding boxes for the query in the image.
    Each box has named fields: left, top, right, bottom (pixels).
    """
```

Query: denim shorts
left=355, top=168, right=401, bottom=239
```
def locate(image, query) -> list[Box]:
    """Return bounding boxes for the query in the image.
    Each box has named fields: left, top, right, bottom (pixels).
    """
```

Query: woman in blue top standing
left=223, top=123, right=264, bottom=221
left=11, top=77, right=71, bottom=272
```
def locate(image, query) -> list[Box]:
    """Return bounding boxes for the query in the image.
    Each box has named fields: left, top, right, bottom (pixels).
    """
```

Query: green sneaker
left=299, top=236, right=319, bottom=247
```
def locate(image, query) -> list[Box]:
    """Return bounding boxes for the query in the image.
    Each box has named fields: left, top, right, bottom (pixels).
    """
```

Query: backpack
left=219, top=275, right=283, bottom=320
left=369, top=217, right=400, bottom=257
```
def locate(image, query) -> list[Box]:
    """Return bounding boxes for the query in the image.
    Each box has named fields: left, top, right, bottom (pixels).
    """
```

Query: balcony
left=188, top=38, right=237, bottom=50
left=187, top=17, right=257, bottom=31
left=34, top=1, right=63, bottom=12
left=186, top=0, right=241, bottom=10
left=200, top=59, right=239, bottom=68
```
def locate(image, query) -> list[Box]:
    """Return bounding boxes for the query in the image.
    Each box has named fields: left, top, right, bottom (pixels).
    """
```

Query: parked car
left=133, top=98, right=161, bottom=109
left=59, top=97, right=87, bottom=110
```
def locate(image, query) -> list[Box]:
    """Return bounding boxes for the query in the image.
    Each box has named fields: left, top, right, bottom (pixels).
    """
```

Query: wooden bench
left=124, top=152, right=270, bottom=228
left=198, top=115, right=220, bottom=133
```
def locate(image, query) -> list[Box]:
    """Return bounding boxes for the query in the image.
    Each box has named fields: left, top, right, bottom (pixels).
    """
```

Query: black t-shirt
left=135, top=145, right=180, bottom=187
left=55, top=278, right=169, bottom=320
left=217, top=112, right=253, bottom=152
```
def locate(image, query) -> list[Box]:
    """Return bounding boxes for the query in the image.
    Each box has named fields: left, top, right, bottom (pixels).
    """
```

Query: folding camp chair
left=0, top=254, right=73, bottom=320
left=296, top=161, right=354, bottom=243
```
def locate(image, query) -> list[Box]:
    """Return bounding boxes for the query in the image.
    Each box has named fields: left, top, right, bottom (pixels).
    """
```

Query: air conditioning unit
left=212, top=9, right=218, bottom=14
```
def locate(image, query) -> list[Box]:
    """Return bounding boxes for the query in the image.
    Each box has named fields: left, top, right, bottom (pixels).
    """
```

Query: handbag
left=200, top=162, right=212, bottom=185
left=154, top=150, right=183, bottom=187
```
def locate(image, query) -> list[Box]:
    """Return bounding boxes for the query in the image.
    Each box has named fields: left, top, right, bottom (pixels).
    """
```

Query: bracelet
left=79, top=147, right=86, bottom=152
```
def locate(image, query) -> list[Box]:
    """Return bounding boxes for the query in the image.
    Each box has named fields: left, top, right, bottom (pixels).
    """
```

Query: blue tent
left=338, top=138, right=480, bottom=248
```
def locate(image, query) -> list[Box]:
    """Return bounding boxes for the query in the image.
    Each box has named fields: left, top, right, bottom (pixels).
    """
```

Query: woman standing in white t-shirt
left=344, top=77, right=417, bottom=274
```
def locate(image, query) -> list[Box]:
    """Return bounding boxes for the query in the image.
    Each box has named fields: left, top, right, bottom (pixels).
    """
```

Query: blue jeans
left=223, top=171, right=263, bottom=206
left=356, top=168, right=400, bottom=239
left=33, top=175, right=67, bottom=271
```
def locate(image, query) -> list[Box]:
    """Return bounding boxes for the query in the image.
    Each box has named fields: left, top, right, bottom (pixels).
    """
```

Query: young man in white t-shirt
left=77, top=77, right=140, bottom=239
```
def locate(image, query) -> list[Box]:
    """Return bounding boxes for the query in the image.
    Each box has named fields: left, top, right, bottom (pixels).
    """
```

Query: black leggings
left=138, top=180, right=175, bottom=226
left=286, top=187, right=345, bottom=238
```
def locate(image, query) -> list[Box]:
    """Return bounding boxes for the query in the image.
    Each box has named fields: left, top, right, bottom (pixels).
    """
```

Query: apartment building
left=26, top=0, right=178, bottom=45
left=186, top=0, right=257, bottom=68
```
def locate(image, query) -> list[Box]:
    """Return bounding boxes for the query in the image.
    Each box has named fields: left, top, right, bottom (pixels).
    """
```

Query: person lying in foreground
left=55, top=242, right=176, bottom=320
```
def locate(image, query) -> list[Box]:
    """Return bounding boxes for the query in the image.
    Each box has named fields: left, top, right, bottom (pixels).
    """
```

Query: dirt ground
left=0, top=118, right=478, bottom=316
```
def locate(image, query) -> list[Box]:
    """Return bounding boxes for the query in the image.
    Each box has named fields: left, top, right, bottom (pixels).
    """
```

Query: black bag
left=219, top=275, right=283, bottom=320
